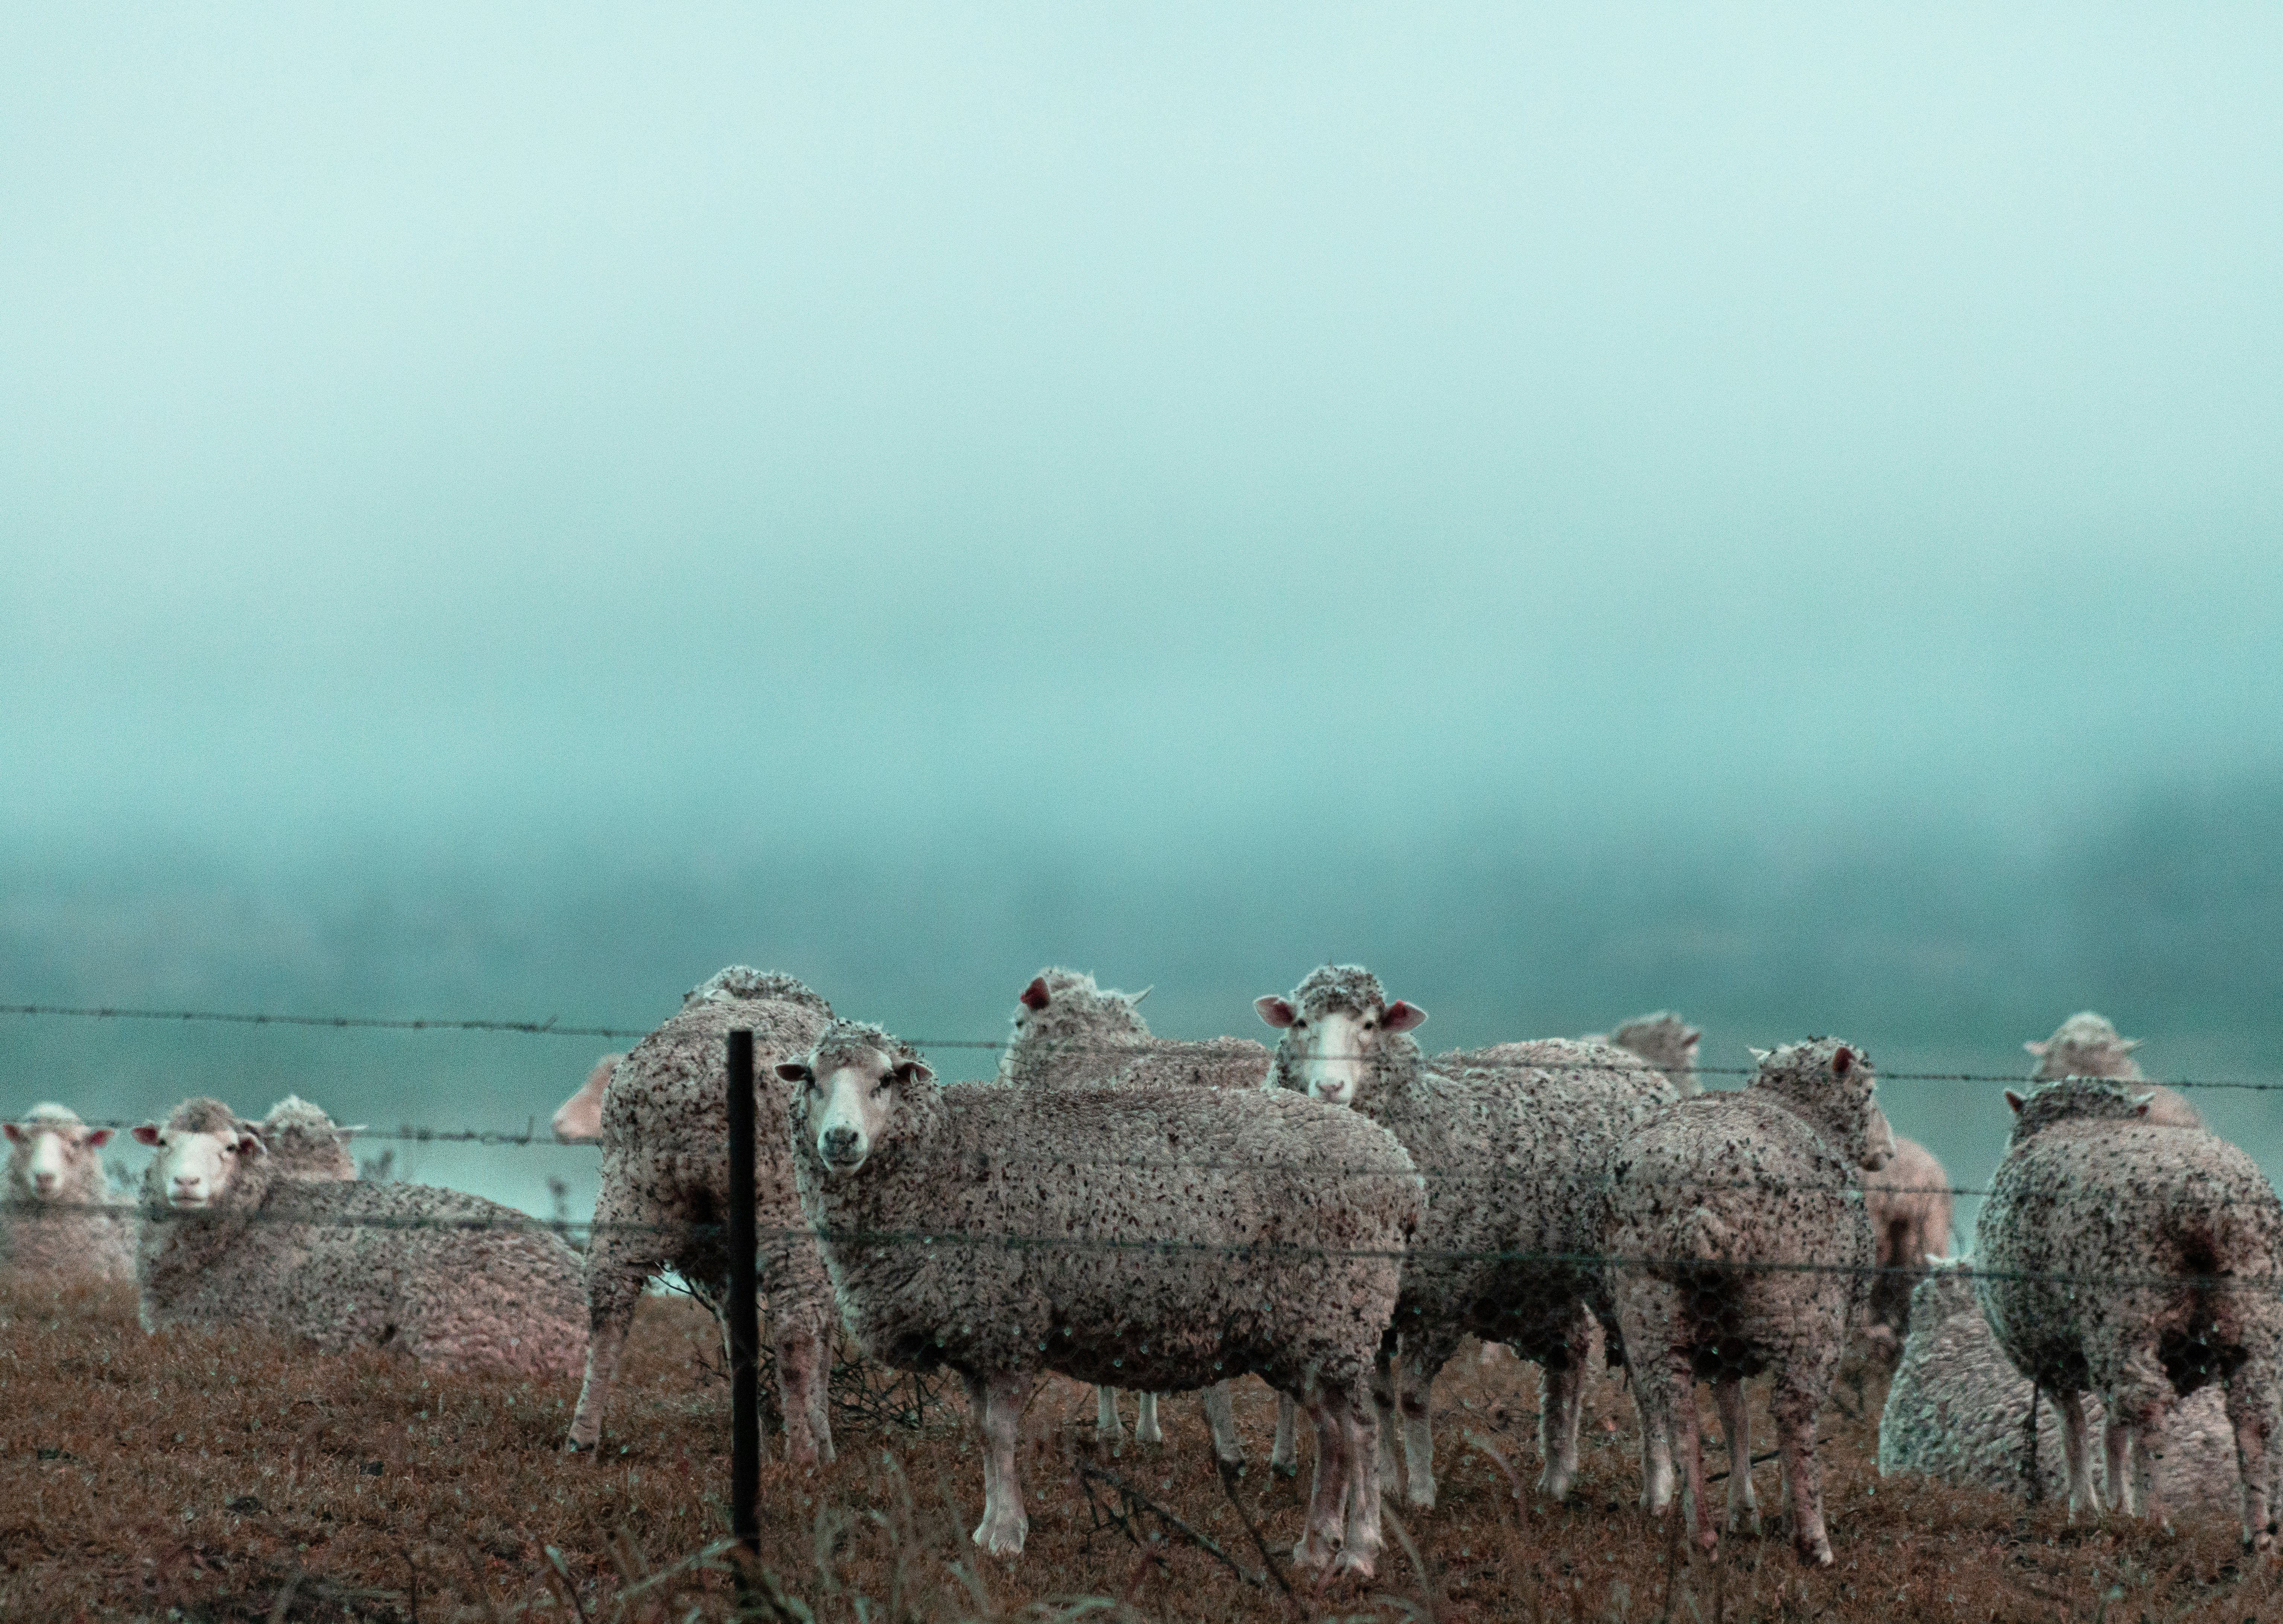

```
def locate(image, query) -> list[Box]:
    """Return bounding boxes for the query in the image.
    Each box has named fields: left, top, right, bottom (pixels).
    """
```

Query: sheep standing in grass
left=258, top=1096, right=360, bottom=1182
left=2, top=1104, right=134, bottom=1283
left=2027, top=1012, right=2202, bottom=1129
left=785, top=1018, right=1420, bottom=1577
left=1603, top=1038, right=1889, bottom=1566
left=134, top=1097, right=585, bottom=1373
left=999, top=968, right=1270, bottom=1457
left=1880, top=1258, right=2242, bottom=1509
left=565, top=969, right=838, bottom=1462
left=1859, top=1115, right=1953, bottom=1356
left=1975, top=1077, right=2283, bottom=1547
left=552, top=1053, right=622, bottom=1145
left=1257, top=963, right=1677, bottom=1510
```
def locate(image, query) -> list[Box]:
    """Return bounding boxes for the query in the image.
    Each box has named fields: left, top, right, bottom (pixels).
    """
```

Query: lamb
left=1974, top=1076, right=2283, bottom=1547
left=1582, top=1012, right=1703, bottom=1097
left=1859, top=1113, right=1953, bottom=1355
left=1256, top=963, right=1678, bottom=1511
left=1879, top=1258, right=2244, bottom=1511
left=552, top=1053, right=622, bottom=1145
left=2027, top=1012, right=2202, bottom=1129
left=998, top=967, right=1271, bottom=1456
left=565, top=968, right=840, bottom=1463
left=258, top=1095, right=360, bottom=1182
left=133, top=1096, right=585, bottom=1374
left=1, top=1103, right=135, bottom=1283
left=1603, top=1038, right=1890, bottom=1566
left=783, top=1018, right=1421, bottom=1577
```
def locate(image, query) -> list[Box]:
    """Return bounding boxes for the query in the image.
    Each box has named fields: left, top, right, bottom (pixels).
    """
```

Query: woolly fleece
left=1, top=1103, right=134, bottom=1283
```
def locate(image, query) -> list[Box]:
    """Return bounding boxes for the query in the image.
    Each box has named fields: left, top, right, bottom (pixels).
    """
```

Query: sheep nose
left=31, top=1172, right=58, bottom=1193
left=820, top=1126, right=861, bottom=1163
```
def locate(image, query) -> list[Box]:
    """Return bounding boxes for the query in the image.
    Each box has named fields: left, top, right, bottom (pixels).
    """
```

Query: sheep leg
left=1370, top=1341, right=1404, bottom=1495
left=2056, top=1389, right=2097, bottom=1522
left=1397, top=1338, right=1454, bottom=1509
left=1770, top=1359, right=1834, bottom=1567
left=564, top=1193, right=671, bottom=1453
left=964, top=1371, right=1033, bottom=1556
left=1665, top=1349, right=1715, bottom=1552
left=1539, top=1350, right=1586, bottom=1500
left=2223, top=1357, right=2279, bottom=1550
left=1617, top=1295, right=1677, bottom=1513
left=1292, top=1387, right=1354, bottom=1576
left=1639, top=1407, right=1675, bottom=1514
left=1201, top=1381, right=1245, bottom=1472
left=770, top=1301, right=834, bottom=1466
left=2101, top=1414, right=2136, bottom=1516
left=1134, top=1391, right=1162, bottom=1446
left=1095, top=1386, right=1125, bottom=1446
left=1333, top=1379, right=1383, bottom=1579
left=1714, top=1377, right=1759, bottom=1535
left=2104, top=1345, right=2174, bottom=1526
left=1271, top=1390, right=1300, bottom=1477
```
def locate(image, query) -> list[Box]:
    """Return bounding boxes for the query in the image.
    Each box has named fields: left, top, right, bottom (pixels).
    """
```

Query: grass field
left=1, top=1280, right=2276, bottom=1623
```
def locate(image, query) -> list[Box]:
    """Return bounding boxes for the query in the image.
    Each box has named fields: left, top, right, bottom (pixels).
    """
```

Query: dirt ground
left=0, top=1279, right=2276, bottom=1622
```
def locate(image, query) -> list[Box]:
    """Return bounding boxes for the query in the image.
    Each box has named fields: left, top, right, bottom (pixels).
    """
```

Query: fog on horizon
left=4, top=7, right=2281, bottom=1217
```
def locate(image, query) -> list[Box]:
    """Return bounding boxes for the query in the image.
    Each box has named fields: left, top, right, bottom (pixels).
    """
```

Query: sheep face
left=4, top=1109, right=112, bottom=1200
left=1862, top=1103, right=1901, bottom=1172
left=131, top=1120, right=265, bottom=1209
left=780, top=1044, right=934, bottom=1175
left=552, top=1053, right=618, bottom=1144
left=1255, top=980, right=1425, bottom=1109
left=2025, top=1012, right=2142, bottom=1081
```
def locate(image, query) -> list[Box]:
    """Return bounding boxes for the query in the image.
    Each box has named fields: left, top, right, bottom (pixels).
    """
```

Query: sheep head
left=1255, top=963, right=1426, bottom=1111
left=781, top=1020, right=934, bottom=1175
left=997, top=967, right=1152, bottom=1089
left=4, top=1104, right=113, bottom=1201
left=2025, top=1012, right=2144, bottom=1081
left=133, top=1098, right=266, bottom=1210
left=552, top=1053, right=619, bottom=1145
left=1748, top=1038, right=1886, bottom=1171
left=2001, top=1075, right=2155, bottom=1145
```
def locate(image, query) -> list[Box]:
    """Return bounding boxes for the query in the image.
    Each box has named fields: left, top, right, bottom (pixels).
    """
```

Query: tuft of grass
left=0, top=1279, right=2276, bottom=1622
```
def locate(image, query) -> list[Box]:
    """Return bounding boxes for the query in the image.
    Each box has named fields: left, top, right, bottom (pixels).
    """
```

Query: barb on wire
left=0, top=1002, right=647, bottom=1040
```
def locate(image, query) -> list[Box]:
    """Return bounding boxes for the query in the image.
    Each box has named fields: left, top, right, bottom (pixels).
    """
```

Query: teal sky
left=7, top=5, right=2281, bottom=860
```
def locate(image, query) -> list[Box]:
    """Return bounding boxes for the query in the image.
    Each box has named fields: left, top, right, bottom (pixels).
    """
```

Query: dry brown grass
left=1, top=1280, right=2277, bottom=1623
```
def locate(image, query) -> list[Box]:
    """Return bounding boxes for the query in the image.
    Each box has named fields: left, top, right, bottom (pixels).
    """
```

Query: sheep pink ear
left=1381, top=1000, right=1428, bottom=1034
left=1020, top=977, right=1051, bottom=1012
left=237, top=1130, right=267, bottom=1159
left=2131, top=1092, right=2154, bottom=1116
left=2023, top=1041, right=2048, bottom=1057
left=132, top=1124, right=162, bottom=1146
left=774, top=1062, right=812, bottom=1083
left=1682, top=1030, right=1701, bottom=1050
left=892, top=1058, right=935, bottom=1086
left=2004, top=1089, right=2026, bottom=1114
left=1831, top=1046, right=1854, bottom=1077
left=2118, top=1038, right=2143, bottom=1053
left=1255, top=996, right=1297, bottom=1029
left=84, top=1127, right=114, bottom=1149
left=1, top=1123, right=21, bottom=1145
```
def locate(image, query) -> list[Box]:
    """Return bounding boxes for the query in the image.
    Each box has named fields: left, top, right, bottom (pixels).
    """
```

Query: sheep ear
left=1746, top=1046, right=1772, bottom=1065
left=2118, top=1037, right=2143, bottom=1053
left=84, top=1127, right=114, bottom=1149
left=1255, top=996, right=1298, bottom=1029
left=1, top=1123, right=21, bottom=1145
left=1020, top=976, right=1051, bottom=1012
left=132, top=1124, right=162, bottom=1146
left=2023, top=1040, right=2048, bottom=1057
left=774, top=1062, right=813, bottom=1084
left=891, top=1058, right=935, bottom=1086
left=1831, top=1045, right=1854, bottom=1077
left=1682, top=1029, right=1701, bottom=1050
left=1381, top=1000, right=1428, bottom=1034
left=1126, top=985, right=1154, bottom=1007
left=2131, top=1092, right=2155, bottom=1115
left=2004, top=1089, right=2026, bottom=1114
left=237, top=1129, right=267, bottom=1159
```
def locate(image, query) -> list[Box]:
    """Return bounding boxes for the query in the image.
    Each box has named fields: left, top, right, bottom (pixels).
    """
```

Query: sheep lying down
left=783, top=1019, right=1422, bottom=1579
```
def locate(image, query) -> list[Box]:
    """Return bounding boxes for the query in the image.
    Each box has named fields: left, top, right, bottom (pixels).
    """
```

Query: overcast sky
left=6, top=5, right=2280, bottom=865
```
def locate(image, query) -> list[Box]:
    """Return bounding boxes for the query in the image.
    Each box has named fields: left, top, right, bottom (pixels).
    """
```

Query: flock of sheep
left=4, top=969, right=2280, bottom=1581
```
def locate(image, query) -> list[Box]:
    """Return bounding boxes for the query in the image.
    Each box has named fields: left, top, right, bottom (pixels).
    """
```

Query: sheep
left=258, top=1095, right=360, bottom=1182
left=1879, top=1258, right=2245, bottom=1510
left=565, top=968, right=839, bottom=1462
left=2027, top=1012, right=2202, bottom=1129
left=1583, top=1012, right=1703, bottom=1097
left=1859, top=1113, right=1954, bottom=1357
left=1974, top=1076, right=2283, bottom=1547
left=1603, top=1038, right=1889, bottom=1566
left=553, top=1053, right=622, bottom=1145
left=998, top=967, right=1271, bottom=1457
left=783, top=1018, right=1422, bottom=1577
left=1, top=1103, right=135, bottom=1283
left=133, top=1096, right=585, bottom=1374
left=1256, top=963, right=1678, bottom=1511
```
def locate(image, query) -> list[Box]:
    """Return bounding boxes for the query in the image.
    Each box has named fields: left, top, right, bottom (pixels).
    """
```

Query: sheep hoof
left=1728, top=1509, right=1761, bottom=1537
left=1405, top=1484, right=1437, bottom=1511
left=1797, top=1541, right=1834, bottom=1568
left=1333, top=1549, right=1376, bottom=1580
left=1291, top=1536, right=1335, bottom=1574
left=1272, top=1459, right=1300, bottom=1480
left=970, top=1518, right=1027, bottom=1558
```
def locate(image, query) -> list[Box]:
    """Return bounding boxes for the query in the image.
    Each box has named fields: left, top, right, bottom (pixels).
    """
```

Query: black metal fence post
left=727, top=1029, right=760, bottom=1563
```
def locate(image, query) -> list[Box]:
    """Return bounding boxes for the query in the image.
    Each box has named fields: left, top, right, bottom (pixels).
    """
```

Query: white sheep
left=785, top=1018, right=1422, bottom=1578
left=1585, top=1012, right=1703, bottom=1097
left=134, top=1096, right=586, bottom=1374
left=998, top=967, right=1270, bottom=1459
left=565, top=969, right=839, bottom=1462
left=1975, top=1077, right=2283, bottom=1546
left=1603, top=1038, right=1891, bottom=1566
left=2026, top=1012, right=2202, bottom=1128
left=1258, top=963, right=1678, bottom=1510
left=257, top=1095, right=360, bottom=1182
left=552, top=1053, right=622, bottom=1145
left=1, top=1103, right=134, bottom=1283
left=1859, top=1114, right=1953, bottom=1357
